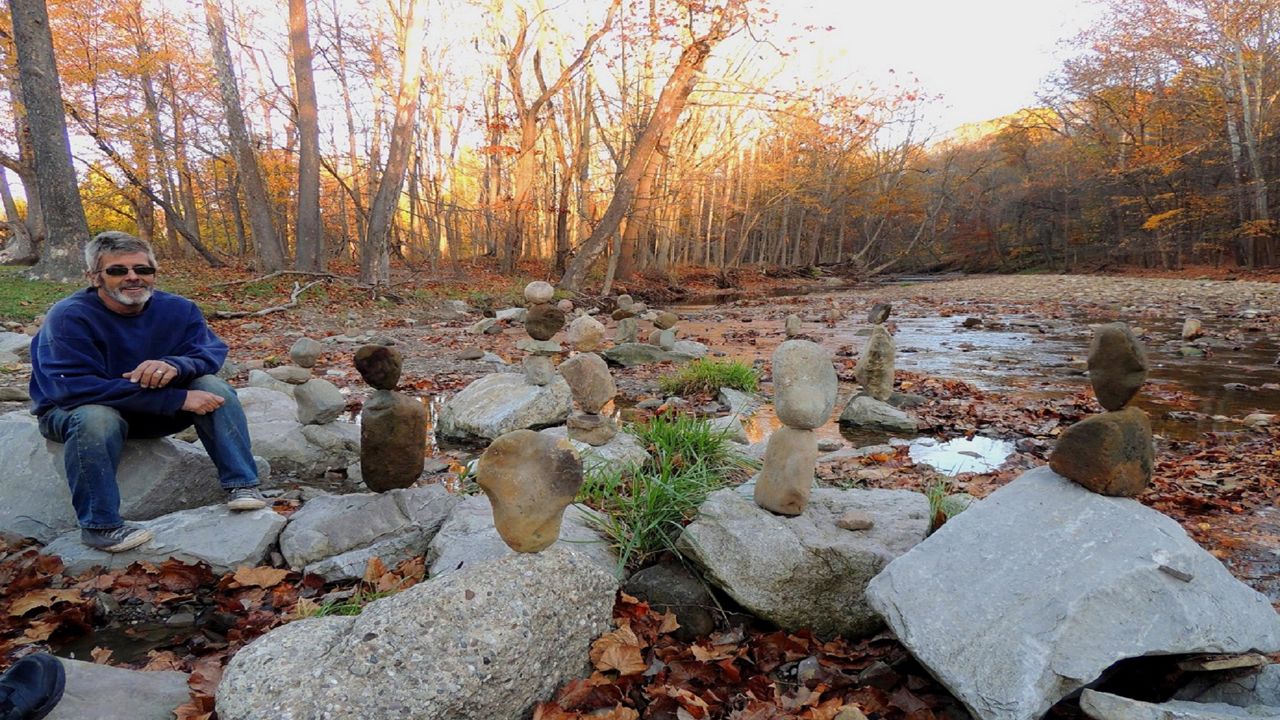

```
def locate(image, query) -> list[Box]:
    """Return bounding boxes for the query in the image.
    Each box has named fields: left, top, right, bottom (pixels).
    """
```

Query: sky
left=776, top=0, right=1106, bottom=134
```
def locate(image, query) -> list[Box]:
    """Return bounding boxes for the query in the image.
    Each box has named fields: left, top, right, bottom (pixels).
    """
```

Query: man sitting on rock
left=28, top=231, right=266, bottom=553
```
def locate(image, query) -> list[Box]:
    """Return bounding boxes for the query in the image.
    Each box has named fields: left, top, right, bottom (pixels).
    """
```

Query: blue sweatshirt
left=29, top=289, right=228, bottom=417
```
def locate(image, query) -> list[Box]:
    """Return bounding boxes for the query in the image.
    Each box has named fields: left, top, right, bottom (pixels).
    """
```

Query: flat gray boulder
left=280, top=485, right=458, bottom=582
left=538, top=425, right=650, bottom=473
left=602, top=343, right=697, bottom=367
left=0, top=412, right=242, bottom=542
left=245, top=369, right=295, bottom=397
left=1081, top=689, right=1278, bottom=720
left=427, top=495, right=618, bottom=579
left=677, top=485, right=929, bottom=638
left=719, top=387, right=763, bottom=416
left=238, top=387, right=359, bottom=478
left=216, top=546, right=617, bottom=720
left=839, top=394, right=917, bottom=432
left=44, top=506, right=285, bottom=574
left=1176, top=664, right=1280, bottom=707
left=865, top=466, right=1280, bottom=720
left=435, top=373, right=571, bottom=442
left=49, top=657, right=189, bottom=720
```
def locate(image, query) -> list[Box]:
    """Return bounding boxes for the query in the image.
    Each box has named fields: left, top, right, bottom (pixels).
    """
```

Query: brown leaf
left=141, top=650, right=184, bottom=671
left=658, top=611, right=681, bottom=635
left=90, top=647, right=113, bottom=664
left=362, top=557, right=389, bottom=585
left=8, top=588, right=83, bottom=616
left=232, top=566, right=290, bottom=589
left=20, top=621, right=58, bottom=643
left=591, top=625, right=648, bottom=676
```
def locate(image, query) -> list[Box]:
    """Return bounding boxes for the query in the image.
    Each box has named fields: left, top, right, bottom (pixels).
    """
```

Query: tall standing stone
left=559, top=352, right=618, bottom=446
left=1088, top=323, right=1148, bottom=411
left=360, top=390, right=427, bottom=491
left=476, top=430, right=583, bottom=552
left=856, top=325, right=896, bottom=401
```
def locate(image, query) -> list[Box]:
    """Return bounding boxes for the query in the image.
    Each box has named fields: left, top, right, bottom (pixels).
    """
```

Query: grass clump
left=577, top=413, right=756, bottom=573
left=294, top=587, right=397, bottom=618
left=0, top=268, right=78, bottom=323
left=657, top=358, right=759, bottom=397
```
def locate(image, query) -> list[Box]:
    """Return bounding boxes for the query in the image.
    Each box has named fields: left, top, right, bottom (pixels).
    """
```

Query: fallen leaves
left=231, top=566, right=291, bottom=589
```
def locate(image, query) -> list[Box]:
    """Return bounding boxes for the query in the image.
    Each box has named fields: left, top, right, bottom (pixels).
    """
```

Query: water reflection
left=908, top=436, right=1014, bottom=476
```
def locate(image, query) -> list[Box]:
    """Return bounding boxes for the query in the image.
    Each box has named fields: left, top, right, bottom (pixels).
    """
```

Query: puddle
left=908, top=436, right=1014, bottom=475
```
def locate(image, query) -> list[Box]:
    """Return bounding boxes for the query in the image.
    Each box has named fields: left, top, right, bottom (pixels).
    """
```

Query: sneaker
left=0, top=653, right=66, bottom=720
left=226, top=486, right=268, bottom=511
left=80, top=524, right=153, bottom=553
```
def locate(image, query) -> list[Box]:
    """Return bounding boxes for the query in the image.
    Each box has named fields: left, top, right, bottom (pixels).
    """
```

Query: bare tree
left=290, top=0, right=323, bottom=271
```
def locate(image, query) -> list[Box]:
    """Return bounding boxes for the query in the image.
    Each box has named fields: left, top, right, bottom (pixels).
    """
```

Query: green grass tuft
left=576, top=413, right=756, bottom=573
left=657, top=358, right=759, bottom=397
left=0, top=268, right=79, bottom=323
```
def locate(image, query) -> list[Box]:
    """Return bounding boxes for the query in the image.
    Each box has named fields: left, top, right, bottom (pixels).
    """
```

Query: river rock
left=49, top=657, right=189, bottom=720
left=516, top=338, right=563, bottom=354
left=566, top=411, right=616, bottom=446
left=354, top=344, right=402, bottom=389
left=538, top=426, right=650, bottom=476
left=523, top=353, right=555, bottom=386
left=360, top=390, right=428, bottom=491
left=1049, top=406, right=1154, bottom=496
left=753, top=427, right=819, bottom=515
left=1182, top=317, right=1204, bottom=340
left=289, top=337, right=324, bottom=368
left=557, top=299, right=573, bottom=313
left=436, top=373, right=571, bottom=442
left=719, top=387, right=763, bottom=416
left=771, top=340, right=838, bottom=429
left=784, top=314, right=803, bottom=337
left=1088, top=323, right=1148, bottom=410
left=865, top=466, right=1280, bottom=720
left=558, top=352, right=615, bottom=413
left=246, top=368, right=294, bottom=396
left=495, top=307, right=527, bottom=323
left=525, top=280, right=555, bottom=304
left=456, top=347, right=484, bottom=361
left=654, top=311, right=679, bottom=330
left=0, top=332, right=31, bottom=360
left=708, top=414, right=748, bottom=444
left=615, top=316, right=639, bottom=343
left=657, top=327, right=679, bottom=350
left=603, top=342, right=690, bottom=367
left=867, top=302, right=891, bottom=324
left=294, top=378, right=345, bottom=425
left=855, top=325, right=896, bottom=401
left=1081, top=689, right=1278, bottom=720
left=476, top=429, right=583, bottom=552
left=216, top=547, right=617, bottom=720
left=280, top=486, right=457, bottom=581
left=239, top=388, right=359, bottom=478
left=623, top=561, right=714, bottom=640
left=525, top=303, right=566, bottom=341
left=566, top=315, right=605, bottom=351
left=265, top=365, right=311, bottom=384
left=0, top=385, right=29, bottom=401
left=467, top=317, right=498, bottom=335
left=839, top=395, right=917, bottom=433
left=678, top=485, right=930, bottom=638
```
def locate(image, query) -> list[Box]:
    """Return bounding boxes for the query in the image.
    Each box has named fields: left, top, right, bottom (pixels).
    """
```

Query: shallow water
left=908, top=436, right=1015, bottom=476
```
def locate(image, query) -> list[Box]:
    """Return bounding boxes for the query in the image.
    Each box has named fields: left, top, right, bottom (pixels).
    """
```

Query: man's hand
left=124, top=360, right=178, bottom=388
left=182, top=390, right=225, bottom=415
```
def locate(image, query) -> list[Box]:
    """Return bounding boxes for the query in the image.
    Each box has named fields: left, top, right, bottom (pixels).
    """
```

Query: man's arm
left=158, top=302, right=228, bottom=381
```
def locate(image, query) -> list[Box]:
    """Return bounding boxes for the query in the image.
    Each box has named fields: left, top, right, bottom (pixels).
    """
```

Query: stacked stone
left=284, top=337, right=346, bottom=425
left=476, top=429, right=583, bottom=552
left=354, top=345, right=426, bottom=492
left=754, top=340, right=839, bottom=516
left=856, top=303, right=895, bottom=401
left=558, top=353, right=617, bottom=446
left=1049, top=322, right=1154, bottom=496
left=612, top=294, right=640, bottom=344
left=649, top=311, right=681, bottom=350
left=519, top=281, right=565, bottom=386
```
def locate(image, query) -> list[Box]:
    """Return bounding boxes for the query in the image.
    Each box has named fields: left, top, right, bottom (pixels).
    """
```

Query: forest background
left=0, top=0, right=1277, bottom=296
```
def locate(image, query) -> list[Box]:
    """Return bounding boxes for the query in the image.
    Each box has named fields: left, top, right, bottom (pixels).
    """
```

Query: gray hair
left=84, top=231, right=158, bottom=272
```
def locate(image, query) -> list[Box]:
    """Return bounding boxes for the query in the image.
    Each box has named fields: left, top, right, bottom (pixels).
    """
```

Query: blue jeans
left=37, top=375, right=258, bottom=529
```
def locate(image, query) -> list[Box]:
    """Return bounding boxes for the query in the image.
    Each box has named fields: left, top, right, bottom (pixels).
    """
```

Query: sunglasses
left=98, top=265, right=157, bottom=277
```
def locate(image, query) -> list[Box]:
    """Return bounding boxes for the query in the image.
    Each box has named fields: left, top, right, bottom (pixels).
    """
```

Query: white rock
left=436, top=373, right=571, bottom=442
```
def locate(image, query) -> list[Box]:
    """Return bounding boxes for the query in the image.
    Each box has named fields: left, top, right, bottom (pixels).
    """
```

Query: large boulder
left=676, top=485, right=930, bottom=638
left=865, top=466, right=1280, bottom=720
left=1081, top=689, right=1278, bottom=720
left=49, top=657, right=189, bottom=720
left=238, top=387, right=360, bottom=478
left=216, top=546, right=617, bottom=720
left=435, top=373, right=571, bottom=442
left=0, top=412, right=244, bottom=542
left=280, top=486, right=459, bottom=581
left=427, top=495, right=618, bottom=579
left=43, top=506, right=285, bottom=575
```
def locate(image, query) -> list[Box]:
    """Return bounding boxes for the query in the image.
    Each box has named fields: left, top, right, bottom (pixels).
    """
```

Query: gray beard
left=106, top=285, right=153, bottom=307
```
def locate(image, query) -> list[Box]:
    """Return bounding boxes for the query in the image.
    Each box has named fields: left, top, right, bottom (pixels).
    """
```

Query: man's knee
left=69, top=405, right=127, bottom=442
left=189, top=375, right=237, bottom=402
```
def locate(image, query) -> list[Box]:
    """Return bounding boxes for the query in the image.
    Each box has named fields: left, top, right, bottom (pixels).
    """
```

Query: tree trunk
left=204, top=0, right=284, bottom=271
left=0, top=166, right=36, bottom=264
left=290, top=0, right=323, bottom=271
left=558, top=3, right=744, bottom=291
left=8, top=0, right=90, bottom=281
left=361, top=0, right=428, bottom=288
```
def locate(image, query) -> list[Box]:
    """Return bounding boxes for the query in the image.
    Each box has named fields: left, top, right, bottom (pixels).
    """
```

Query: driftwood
left=211, top=270, right=354, bottom=288
left=212, top=281, right=323, bottom=319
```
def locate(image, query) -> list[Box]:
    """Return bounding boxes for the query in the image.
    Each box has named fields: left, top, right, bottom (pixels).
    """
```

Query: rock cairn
left=282, top=337, right=344, bottom=425
left=354, top=344, right=426, bottom=492
left=649, top=310, right=681, bottom=350
left=856, top=304, right=895, bottom=401
left=566, top=315, right=605, bottom=353
left=1049, top=322, right=1154, bottom=496
left=611, top=294, right=640, bottom=344
left=558, top=353, right=617, bottom=446
left=754, top=340, right=838, bottom=515
left=518, top=281, right=565, bottom=386
left=784, top=314, right=802, bottom=338
left=476, top=429, right=583, bottom=552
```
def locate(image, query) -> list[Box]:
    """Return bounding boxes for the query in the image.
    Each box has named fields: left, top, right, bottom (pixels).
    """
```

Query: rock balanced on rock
left=520, top=281, right=565, bottom=386
left=558, top=352, right=617, bottom=446
left=476, top=429, right=583, bottom=552
left=856, top=303, right=895, bottom=401
left=354, top=345, right=427, bottom=492
left=1049, top=322, right=1154, bottom=496
left=649, top=310, right=680, bottom=350
left=754, top=340, right=838, bottom=515
left=612, top=294, right=641, bottom=344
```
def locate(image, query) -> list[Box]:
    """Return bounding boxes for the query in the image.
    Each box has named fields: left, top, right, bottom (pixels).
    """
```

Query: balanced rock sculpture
left=355, top=345, right=426, bottom=491
left=754, top=340, right=838, bottom=515
left=520, top=281, right=565, bottom=386
left=559, top=352, right=617, bottom=446
left=856, top=324, right=895, bottom=401
left=650, top=310, right=681, bottom=350
left=476, top=429, right=583, bottom=552
left=1049, top=322, right=1154, bottom=496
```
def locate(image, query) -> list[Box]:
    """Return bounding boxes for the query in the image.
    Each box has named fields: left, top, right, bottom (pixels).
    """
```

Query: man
left=29, top=231, right=266, bottom=553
